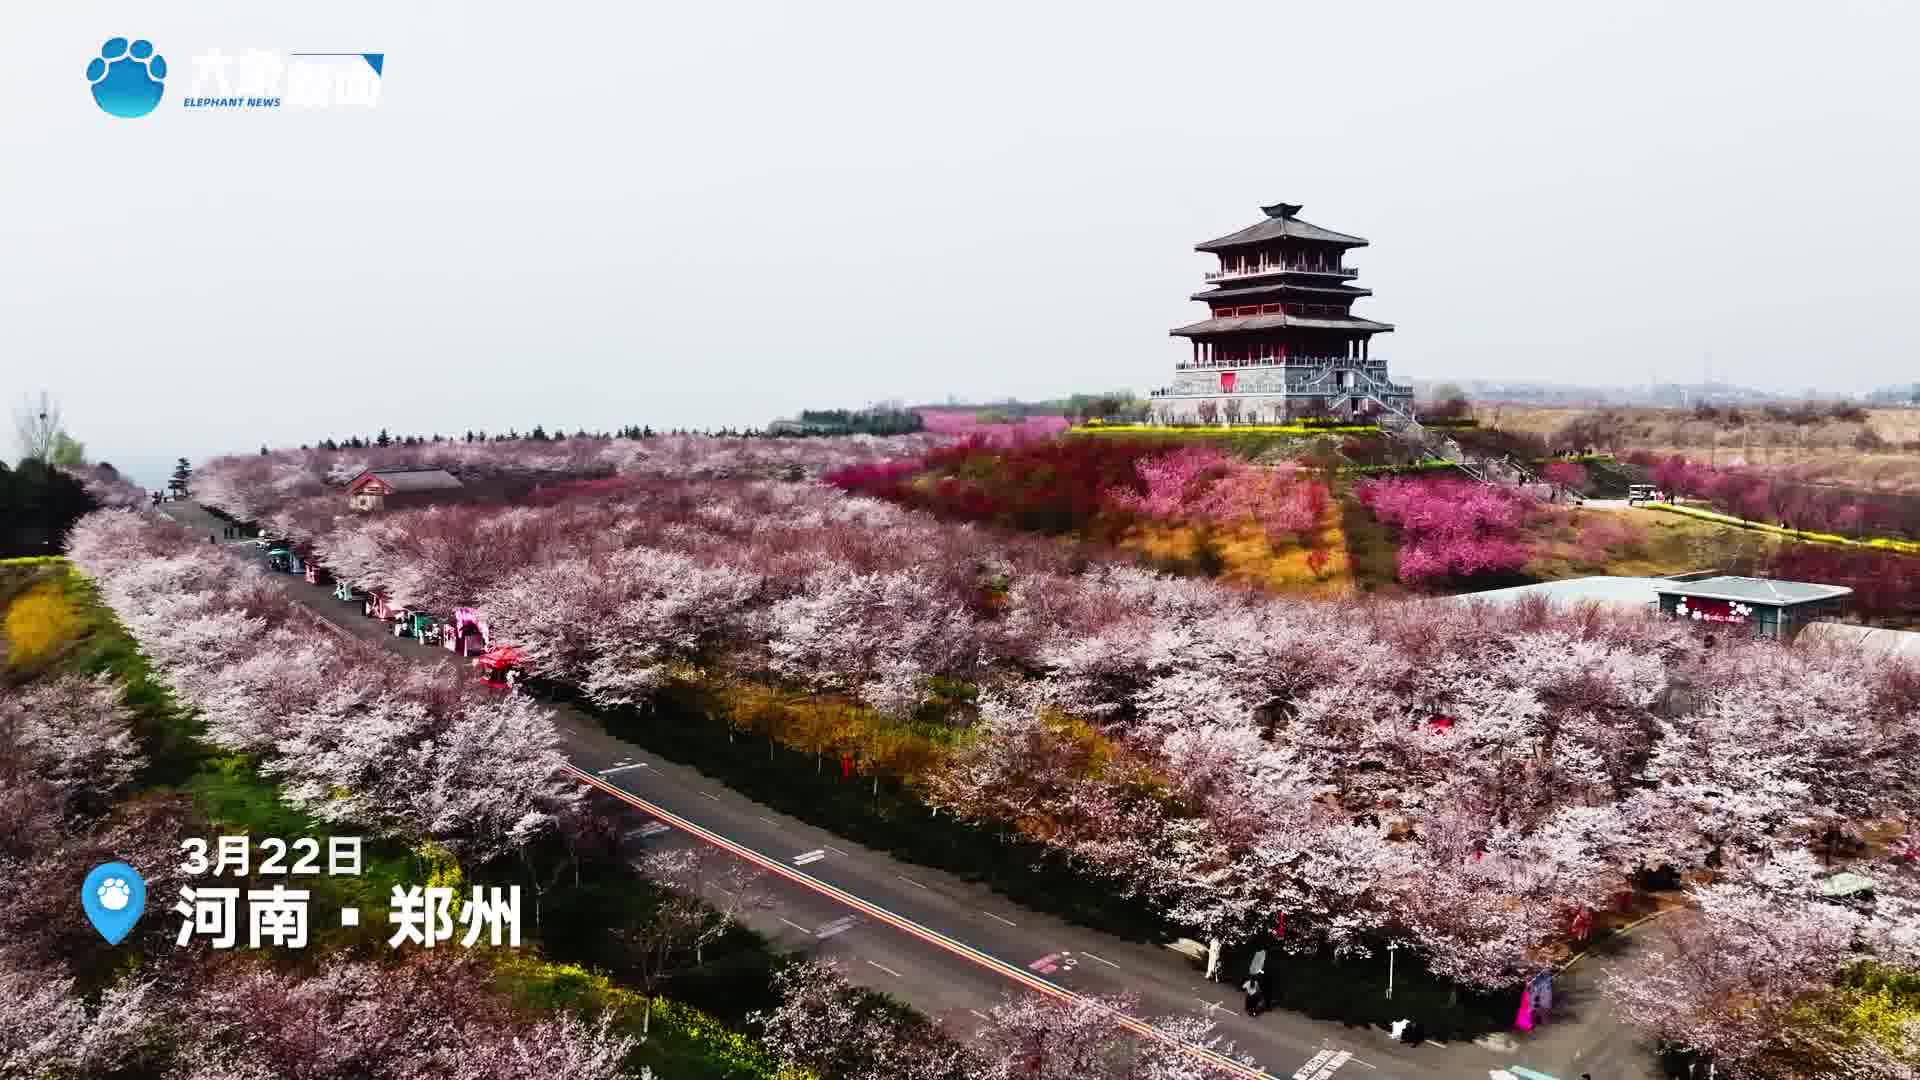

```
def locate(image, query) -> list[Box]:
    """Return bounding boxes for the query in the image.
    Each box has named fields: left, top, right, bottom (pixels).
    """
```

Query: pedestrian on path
left=208, top=533, right=216, bottom=544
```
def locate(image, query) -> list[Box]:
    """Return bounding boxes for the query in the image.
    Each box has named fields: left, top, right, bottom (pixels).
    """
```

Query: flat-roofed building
left=1653, top=575, right=1851, bottom=641
left=1441, top=573, right=1854, bottom=642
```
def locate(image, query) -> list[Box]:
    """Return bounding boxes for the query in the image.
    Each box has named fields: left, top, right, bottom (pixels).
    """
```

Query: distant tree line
left=1688, top=400, right=1870, bottom=426
left=781, top=407, right=925, bottom=436
left=290, top=424, right=818, bottom=451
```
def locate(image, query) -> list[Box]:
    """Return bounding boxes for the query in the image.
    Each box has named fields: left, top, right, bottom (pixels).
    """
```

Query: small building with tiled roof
left=346, top=468, right=465, bottom=512
left=1438, top=573, right=1854, bottom=642
left=1152, top=200, right=1412, bottom=424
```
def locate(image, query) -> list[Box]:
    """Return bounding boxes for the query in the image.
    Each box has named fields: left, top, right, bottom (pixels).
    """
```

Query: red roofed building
left=346, top=467, right=465, bottom=512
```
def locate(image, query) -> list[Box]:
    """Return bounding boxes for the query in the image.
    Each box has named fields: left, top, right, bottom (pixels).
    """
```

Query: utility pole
left=1386, top=941, right=1400, bottom=999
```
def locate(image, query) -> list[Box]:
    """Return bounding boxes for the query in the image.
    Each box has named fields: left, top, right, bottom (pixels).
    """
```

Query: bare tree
left=621, top=847, right=770, bottom=1036
left=13, top=391, right=62, bottom=463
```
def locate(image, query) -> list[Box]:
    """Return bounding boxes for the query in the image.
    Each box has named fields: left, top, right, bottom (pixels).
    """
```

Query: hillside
left=1485, top=404, right=1920, bottom=492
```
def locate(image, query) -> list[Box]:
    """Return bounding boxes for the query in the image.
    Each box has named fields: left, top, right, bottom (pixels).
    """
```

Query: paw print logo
left=87, top=37, right=167, bottom=118
left=98, top=876, right=132, bottom=912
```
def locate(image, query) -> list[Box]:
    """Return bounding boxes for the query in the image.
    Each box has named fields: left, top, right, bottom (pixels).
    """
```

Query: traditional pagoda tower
left=1155, top=201, right=1413, bottom=424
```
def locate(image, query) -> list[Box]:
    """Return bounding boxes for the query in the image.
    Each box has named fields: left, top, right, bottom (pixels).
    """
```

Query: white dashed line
left=778, top=917, right=812, bottom=934
left=597, top=763, right=649, bottom=775
left=867, top=960, right=903, bottom=978
left=1292, top=1048, right=1353, bottom=1080
left=825, top=845, right=849, bottom=856
left=794, top=849, right=827, bottom=866
left=632, top=822, right=670, bottom=838
left=1080, top=950, right=1120, bottom=968
left=984, top=911, right=1017, bottom=926
left=700, top=791, right=721, bottom=801
left=757, top=816, right=777, bottom=824
left=897, top=874, right=928, bottom=889
left=816, top=915, right=858, bottom=940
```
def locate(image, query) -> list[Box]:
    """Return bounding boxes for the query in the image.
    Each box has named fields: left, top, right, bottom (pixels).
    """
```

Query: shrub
left=4, top=581, right=83, bottom=667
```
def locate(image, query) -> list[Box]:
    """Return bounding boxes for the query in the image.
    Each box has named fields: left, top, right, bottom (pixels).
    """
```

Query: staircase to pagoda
left=1340, top=368, right=1578, bottom=502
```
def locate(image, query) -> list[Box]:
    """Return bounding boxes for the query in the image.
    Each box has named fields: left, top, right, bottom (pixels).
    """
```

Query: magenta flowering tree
left=1108, top=449, right=1329, bottom=540
left=1192, top=463, right=1329, bottom=540
left=1356, top=475, right=1536, bottom=584
left=1107, top=446, right=1233, bottom=518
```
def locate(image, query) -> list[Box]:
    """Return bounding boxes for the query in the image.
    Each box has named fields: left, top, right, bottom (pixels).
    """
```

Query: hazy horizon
left=5, top=3, right=1917, bottom=488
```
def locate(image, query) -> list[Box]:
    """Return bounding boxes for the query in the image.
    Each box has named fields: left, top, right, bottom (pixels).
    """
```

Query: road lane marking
left=897, top=874, right=928, bottom=889
left=598, top=763, right=649, bottom=775
left=757, top=816, right=777, bottom=824
left=1081, top=950, right=1120, bottom=968
left=779, top=917, right=812, bottom=934
left=984, top=911, right=1017, bottom=926
left=1292, top=1049, right=1352, bottom=1080
left=633, top=822, right=670, bottom=838
left=825, top=845, right=849, bottom=856
left=968, top=1009, right=989, bottom=1020
left=564, top=764, right=1275, bottom=1080
left=700, top=791, right=721, bottom=801
left=816, top=915, right=859, bottom=940
left=794, top=849, right=827, bottom=865
left=867, top=960, right=903, bottom=978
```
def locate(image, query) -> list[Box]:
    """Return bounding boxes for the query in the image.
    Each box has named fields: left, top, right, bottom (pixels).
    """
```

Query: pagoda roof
left=1196, top=202, right=1368, bottom=253
left=1192, top=281, right=1370, bottom=303
left=1170, top=313, right=1395, bottom=337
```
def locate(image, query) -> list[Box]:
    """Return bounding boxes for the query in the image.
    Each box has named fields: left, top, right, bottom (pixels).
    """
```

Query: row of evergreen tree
left=789, top=407, right=926, bottom=436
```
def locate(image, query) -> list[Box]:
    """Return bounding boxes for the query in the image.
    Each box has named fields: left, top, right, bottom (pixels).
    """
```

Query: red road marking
left=565, top=764, right=1271, bottom=1079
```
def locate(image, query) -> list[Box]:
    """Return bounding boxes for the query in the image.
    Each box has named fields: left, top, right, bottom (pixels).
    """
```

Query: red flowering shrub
left=1762, top=543, right=1920, bottom=619
left=845, top=437, right=1167, bottom=534
left=819, top=459, right=925, bottom=501
left=1540, top=461, right=1590, bottom=493
left=524, top=475, right=641, bottom=506
left=837, top=438, right=1333, bottom=547
left=1356, top=475, right=1536, bottom=584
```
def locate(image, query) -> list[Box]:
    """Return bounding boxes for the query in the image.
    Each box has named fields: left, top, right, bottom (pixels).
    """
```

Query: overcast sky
left=4, top=3, right=1916, bottom=487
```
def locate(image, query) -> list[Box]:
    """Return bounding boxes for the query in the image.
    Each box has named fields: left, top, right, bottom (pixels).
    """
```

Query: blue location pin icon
left=81, top=862, right=147, bottom=945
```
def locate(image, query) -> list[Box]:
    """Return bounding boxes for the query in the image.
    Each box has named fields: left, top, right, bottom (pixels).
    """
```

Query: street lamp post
left=1386, top=942, right=1399, bottom=1000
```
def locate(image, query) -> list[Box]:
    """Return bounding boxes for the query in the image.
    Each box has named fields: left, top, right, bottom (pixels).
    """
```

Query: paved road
left=159, top=502, right=1660, bottom=1080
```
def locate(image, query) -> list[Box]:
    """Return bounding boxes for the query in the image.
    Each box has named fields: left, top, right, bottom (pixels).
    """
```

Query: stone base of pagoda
left=1146, top=390, right=1406, bottom=426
